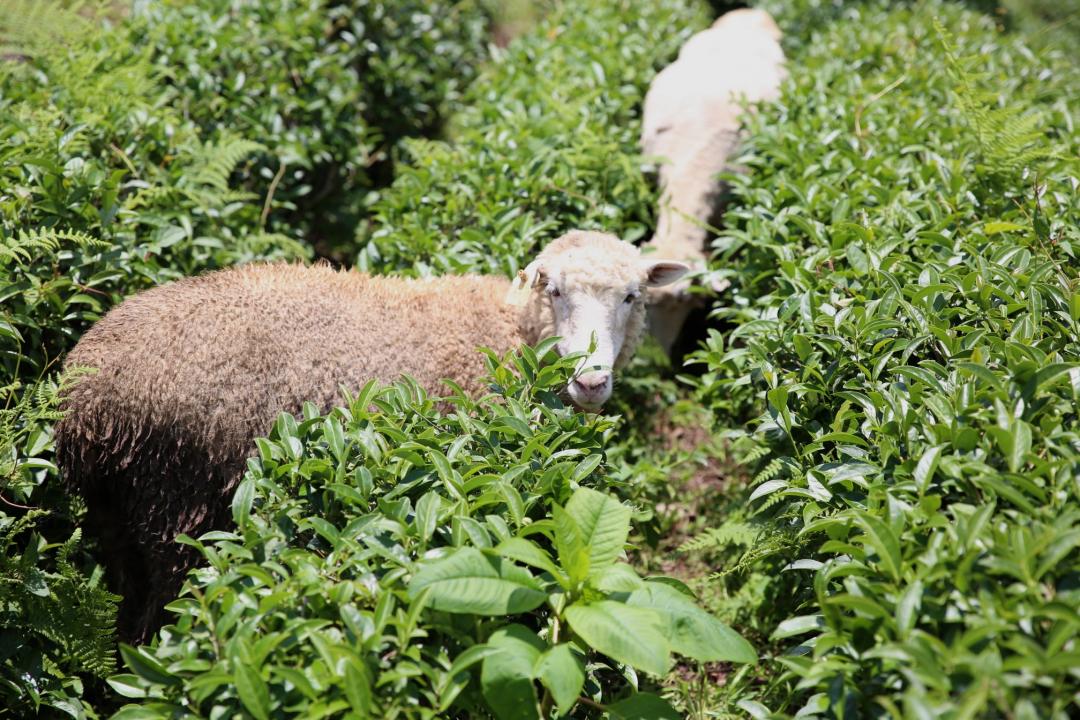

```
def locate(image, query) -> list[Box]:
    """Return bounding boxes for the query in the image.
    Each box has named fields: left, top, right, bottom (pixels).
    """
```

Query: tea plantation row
left=681, top=0, right=1080, bottom=716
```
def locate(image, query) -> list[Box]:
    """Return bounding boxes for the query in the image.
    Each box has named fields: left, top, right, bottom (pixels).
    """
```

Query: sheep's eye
left=624, top=292, right=638, bottom=304
left=547, top=286, right=561, bottom=298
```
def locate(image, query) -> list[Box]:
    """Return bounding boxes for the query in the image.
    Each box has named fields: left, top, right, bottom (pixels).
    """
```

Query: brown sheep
left=55, top=230, right=687, bottom=642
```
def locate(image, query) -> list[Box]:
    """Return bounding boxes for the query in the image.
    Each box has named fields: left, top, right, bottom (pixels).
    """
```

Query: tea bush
left=356, top=0, right=712, bottom=277
left=1, top=0, right=491, bottom=714
left=0, top=375, right=119, bottom=719
left=108, top=346, right=754, bottom=719
left=684, top=0, right=1080, bottom=716
left=127, top=0, right=491, bottom=255
left=7, top=0, right=1076, bottom=716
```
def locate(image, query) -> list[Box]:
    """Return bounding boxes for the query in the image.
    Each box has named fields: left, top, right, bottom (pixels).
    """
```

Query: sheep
left=640, top=8, right=786, bottom=355
left=55, top=230, right=688, bottom=642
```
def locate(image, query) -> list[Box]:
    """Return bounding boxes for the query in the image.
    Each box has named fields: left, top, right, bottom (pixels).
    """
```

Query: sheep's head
left=515, top=231, right=688, bottom=410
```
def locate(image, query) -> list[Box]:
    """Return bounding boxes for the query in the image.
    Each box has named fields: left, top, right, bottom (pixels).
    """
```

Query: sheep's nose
left=573, top=371, right=611, bottom=395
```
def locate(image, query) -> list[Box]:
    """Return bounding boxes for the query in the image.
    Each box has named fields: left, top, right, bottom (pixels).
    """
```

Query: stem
left=260, top=161, right=287, bottom=230
left=0, top=492, right=35, bottom=510
left=576, top=696, right=607, bottom=711
left=541, top=688, right=553, bottom=716
left=540, top=616, right=562, bottom=715
left=697, top=661, right=706, bottom=720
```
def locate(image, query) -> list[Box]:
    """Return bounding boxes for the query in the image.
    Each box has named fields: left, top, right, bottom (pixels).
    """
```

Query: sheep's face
left=520, top=231, right=688, bottom=410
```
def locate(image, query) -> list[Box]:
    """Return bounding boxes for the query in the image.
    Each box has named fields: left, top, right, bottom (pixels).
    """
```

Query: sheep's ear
left=522, top=259, right=546, bottom=287
left=641, top=260, right=690, bottom=287
left=505, top=260, right=546, bottom=307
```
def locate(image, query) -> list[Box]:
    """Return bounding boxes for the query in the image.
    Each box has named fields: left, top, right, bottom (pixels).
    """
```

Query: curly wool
left=55, top=231, right=653, bottom=642
left=640, top=9, right=786, bottom=351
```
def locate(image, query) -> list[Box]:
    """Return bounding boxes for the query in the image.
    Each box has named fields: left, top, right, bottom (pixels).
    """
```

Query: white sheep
left=640, top=8, right=787, bottom=353
left=55, top=230, right=688, bottom=641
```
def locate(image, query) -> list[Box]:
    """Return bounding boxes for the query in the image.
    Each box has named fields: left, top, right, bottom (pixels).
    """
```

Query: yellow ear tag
left=504, top=269, right=531, bottom=307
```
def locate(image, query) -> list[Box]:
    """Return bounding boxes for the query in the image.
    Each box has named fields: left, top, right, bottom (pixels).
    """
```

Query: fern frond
left=124, top=183, right=180, bottom=210
left=186, top=135, right=265, bottom=192
left=740, top=442, right=771, bottom=465
left=0, top=0, right=90, bottom=58
left=1, top=528, right=119, bottom=679
left=0, top=375, right=71, bottom=487
left=0, top=227, right=107, bottom=266
left=752, top=457, right=785, bottom=486
left=935, top=19, right=1055, bottom=176
left=709, top=528, right=799, bottom=579
left=679, top=520, right=760, bottom=554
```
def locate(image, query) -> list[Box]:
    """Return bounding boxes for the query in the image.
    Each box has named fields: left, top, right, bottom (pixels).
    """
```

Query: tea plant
left=126, top=0, right=491, bottom=255
left=357, top=0, right=712, bottom=276
left=683, top=0, right=1080, bottom=716
left=109, top=346, right=754, bottom=718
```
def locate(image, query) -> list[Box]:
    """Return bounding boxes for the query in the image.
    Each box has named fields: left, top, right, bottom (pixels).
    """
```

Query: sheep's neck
left=515, top=291, right=554, bottom=348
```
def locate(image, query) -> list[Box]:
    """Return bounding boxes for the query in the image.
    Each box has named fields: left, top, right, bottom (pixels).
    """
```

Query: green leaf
left=323, top=416, right=346, bottom=460
left=107, top=674, right=149, bottom=699
left=626, top=582, right=756, bottom=664
left=749, top=479, right=788, bottom=502
left=343, top=660, right=372, bottom=716
left=408, top=547, right=546, bottom=615
left=480, top=625, right=543, bottom=720
left=571, top=453, right=603, bottom=483
left=552, top=503, right=589, bottom=584
left=119, top=644, right=178, bottom=687
left=534, top=644, right=584, bottom=716
left=957, top=361, right=1005, bottom=390
left=855, top=512, right=903, bottom=582
left=491, top=416, right=533, bottom=437
left=846, top=243, right=869, bottom=273
left=447, top=644, right=502, bottom=681
left=497, top=482, right=525, bottom=526
left=110, top=708, right=171, bottom=720
left=563, top=487, right=631, bottom=571
left=1030, top=363, right=1078, bottom=393
left=234, top=664, right=271, bottom=720
left=564, top=601, right=670, bottom=676
left=913, top=444, right=943, bottom=494
left=1007, top=420, right=1032, bottom=473
left=231, top=478, right=256, bottom=527
left=606, top=692, right=681, bottom=719
left=415, top=491, right=441, bottom=544
left=590, top=563, right=645, bottom=593
left=983, top=221, right=1026, bottom=234
left=896, top=580, right=923, bottom=637
left=495, top=537, right=564, bottom=581
left=771, top=614, right=825, bottom=640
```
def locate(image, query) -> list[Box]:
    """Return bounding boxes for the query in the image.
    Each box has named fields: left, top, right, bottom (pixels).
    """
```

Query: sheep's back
left=62, top=264, right=520, bottom=450
left=641, top=13, right=786, bottom=169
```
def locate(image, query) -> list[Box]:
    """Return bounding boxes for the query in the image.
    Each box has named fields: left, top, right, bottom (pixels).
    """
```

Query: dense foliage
left=127, top=0, right=490, bottom=256
left=0, top=0, right=491, bottom=715
left=357, top=0, right=710, bottom=276
left=4, top=0, right=1078, bottom=717
left=683, top=0, right=1080, bottom=716
left=108, top=348, right=753, bottom=718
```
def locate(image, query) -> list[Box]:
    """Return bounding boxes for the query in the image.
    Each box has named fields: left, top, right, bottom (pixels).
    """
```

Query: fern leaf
left=187, top=135, right=265, bottom=192
left=0, top=228, right=107, bottom=266
left=935, top=19, right=1055, bottom=176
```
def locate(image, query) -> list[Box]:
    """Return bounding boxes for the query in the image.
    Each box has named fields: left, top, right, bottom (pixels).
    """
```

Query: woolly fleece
left=641, top=8, right=786, bottom=352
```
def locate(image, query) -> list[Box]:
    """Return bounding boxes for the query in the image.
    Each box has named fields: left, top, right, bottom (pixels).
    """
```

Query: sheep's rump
left=56, top=264, right=517, bottom=641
